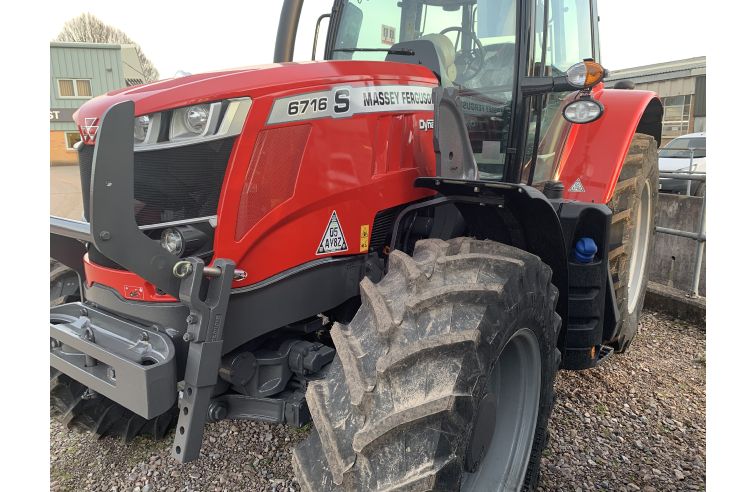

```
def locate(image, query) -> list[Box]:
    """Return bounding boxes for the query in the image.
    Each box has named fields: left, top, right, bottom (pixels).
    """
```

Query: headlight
left=185, top=105, right=210, bottom=133
left=134, top=115, right=152, bottom=144
left=170, top=103, right=217, bottom=140
left=160, top=228, right=184, bottom=256
left=131, top=97, right=251, bottom=150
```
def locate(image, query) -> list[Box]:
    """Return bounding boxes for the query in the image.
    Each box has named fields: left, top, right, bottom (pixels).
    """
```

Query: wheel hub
left=460, top=329, right=542, bottom=492
left=464, top=392, right=497, bottom=473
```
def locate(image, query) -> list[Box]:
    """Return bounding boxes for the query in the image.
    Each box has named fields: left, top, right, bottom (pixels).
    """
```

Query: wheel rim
left=627, top=180, right=652, bottom=313
left=460, top=329, right=542, bottom=492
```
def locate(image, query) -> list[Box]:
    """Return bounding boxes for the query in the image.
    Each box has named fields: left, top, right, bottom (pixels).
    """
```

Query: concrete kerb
left=643, top=281, right=706, bottom=326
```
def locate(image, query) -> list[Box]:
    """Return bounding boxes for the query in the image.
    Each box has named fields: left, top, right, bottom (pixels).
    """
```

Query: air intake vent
left=235, top=125, right=311, bottom=240
left=370, top=206, right=402, bottom=255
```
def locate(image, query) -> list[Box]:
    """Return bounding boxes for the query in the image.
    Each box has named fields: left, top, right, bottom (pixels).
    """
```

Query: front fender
left=557, top=88, right=663, bottom=204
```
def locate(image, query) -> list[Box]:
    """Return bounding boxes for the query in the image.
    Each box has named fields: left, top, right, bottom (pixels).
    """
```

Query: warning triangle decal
left=569, top=178, right=586, bottom=192
left=316, top=211, right=349, bottom=255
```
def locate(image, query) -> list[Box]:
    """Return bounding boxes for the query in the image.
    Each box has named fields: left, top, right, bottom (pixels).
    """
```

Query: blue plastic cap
left=574, top=237, right=598, bottom=263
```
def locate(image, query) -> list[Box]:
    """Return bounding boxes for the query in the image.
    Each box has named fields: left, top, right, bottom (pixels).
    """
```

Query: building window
left=661, top=95, right=692, bottom=138
left=64, top=131, right=82, bottom=150
left=57, top=79, right=92, bottom=98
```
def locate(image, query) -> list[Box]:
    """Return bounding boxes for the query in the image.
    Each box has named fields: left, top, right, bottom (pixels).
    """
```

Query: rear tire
left=49, top=261, right=177, bottom=441
left=607, top=134, right=659, bottom=352
left=293, top=238, right=561, bottom=491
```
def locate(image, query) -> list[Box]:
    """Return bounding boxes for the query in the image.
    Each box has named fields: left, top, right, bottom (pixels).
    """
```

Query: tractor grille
left=78, top=137, right=236, bottom=225
left=78, top=144, right=95, bottom=221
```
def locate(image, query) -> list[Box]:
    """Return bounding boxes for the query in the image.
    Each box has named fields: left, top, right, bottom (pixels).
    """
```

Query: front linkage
left=171, top=257, right=235, bottom=463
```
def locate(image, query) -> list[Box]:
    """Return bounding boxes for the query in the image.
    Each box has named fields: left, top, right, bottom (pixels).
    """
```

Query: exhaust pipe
left=274, top=0, right=304, bottom=63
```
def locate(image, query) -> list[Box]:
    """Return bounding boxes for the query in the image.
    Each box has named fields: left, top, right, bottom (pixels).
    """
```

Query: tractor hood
left=73, top=60, right=438, bottom=142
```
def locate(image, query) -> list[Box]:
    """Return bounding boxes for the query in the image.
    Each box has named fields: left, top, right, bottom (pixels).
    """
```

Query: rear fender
left=557, top=88, right=663, bottom=204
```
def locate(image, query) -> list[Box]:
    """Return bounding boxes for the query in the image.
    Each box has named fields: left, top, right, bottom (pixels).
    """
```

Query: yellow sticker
left=359, top=225, right=370, bottom=252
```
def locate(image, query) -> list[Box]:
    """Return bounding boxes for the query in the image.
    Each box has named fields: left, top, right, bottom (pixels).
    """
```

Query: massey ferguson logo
left=81, top=117, right=99, bottom=142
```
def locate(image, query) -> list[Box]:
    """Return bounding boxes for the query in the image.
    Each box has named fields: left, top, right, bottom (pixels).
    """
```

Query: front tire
left=293, top=238, right=561, bottom=491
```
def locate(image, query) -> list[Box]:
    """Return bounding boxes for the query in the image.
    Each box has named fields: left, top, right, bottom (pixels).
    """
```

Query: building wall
left=606, top=57, right=706, bottom=147
left=50, top=42, right=126, bottom=165
left=120, top=45, right=147, bottom=86
left=50, top=43, right=124, bottom=110
left=633, top=76, right=704, bottom=146
left=50, top=131, right=79, bottom=166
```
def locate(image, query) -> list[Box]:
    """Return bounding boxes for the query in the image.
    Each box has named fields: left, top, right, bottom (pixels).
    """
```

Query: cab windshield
left=332, top=0, right=517, bottom=91
left=330, top=0, right=517, bottom=177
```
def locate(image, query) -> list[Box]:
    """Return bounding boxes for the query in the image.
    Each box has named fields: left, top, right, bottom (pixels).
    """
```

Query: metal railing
left=655, top=167, right=706, bottom=298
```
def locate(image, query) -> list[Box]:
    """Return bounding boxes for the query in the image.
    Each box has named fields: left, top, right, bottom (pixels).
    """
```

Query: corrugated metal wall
left=50, top=44, right=125, bottom=131
left=693, top=76, right=706, bottom=117
left=634, top=77, right=696, bottom=98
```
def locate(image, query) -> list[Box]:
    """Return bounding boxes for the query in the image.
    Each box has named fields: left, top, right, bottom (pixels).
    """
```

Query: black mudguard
left=397, top=177, right=616, bottom=370
left=397, top=177, right=569, bottom=331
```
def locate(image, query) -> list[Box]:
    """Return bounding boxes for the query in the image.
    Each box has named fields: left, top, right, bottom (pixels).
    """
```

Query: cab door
left=511, top=0, right=599, bottom=185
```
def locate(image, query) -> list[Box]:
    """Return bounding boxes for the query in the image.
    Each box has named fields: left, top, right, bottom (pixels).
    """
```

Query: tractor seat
left=385, top=38, right=456, bottom=87
left=419, top=33, right=458, bottom=83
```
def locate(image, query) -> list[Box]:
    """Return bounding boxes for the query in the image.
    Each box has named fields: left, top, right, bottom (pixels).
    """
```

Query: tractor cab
left=316, top=0, right=601, bottom=184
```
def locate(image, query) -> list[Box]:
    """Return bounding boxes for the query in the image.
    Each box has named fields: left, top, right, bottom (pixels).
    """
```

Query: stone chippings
left=50, top=310, right=705, bottom=491
left=537, top=310, right=705, bottom=492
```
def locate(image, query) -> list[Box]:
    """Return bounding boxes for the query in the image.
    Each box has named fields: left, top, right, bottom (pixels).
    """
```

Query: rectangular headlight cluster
left=133, top=97, right=251, bottom=151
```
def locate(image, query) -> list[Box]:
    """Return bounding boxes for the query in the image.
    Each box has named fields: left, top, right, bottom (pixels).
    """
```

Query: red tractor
left=50, top=0, right=661, bottom=489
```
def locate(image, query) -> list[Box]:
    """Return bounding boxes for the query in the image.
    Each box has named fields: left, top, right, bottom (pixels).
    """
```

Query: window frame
left=57, top=78, right=93, bottom=99
left=64, top=131, right=82, bottom=151
left=660, top=94, right=692, bottom=139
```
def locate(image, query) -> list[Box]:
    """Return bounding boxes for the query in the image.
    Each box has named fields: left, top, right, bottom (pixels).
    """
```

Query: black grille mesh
left=77, top=137, right=235, bottom=226
left=78, top=144, right=95, bottom=221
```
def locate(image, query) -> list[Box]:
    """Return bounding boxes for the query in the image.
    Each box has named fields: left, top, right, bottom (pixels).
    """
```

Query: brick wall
left=50, top=131, right=79, bottom=166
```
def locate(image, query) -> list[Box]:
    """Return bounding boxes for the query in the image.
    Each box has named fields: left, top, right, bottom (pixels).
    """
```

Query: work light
left=160, top=228, right=184, bottom=256
left=159, top=225, right=208, bottom=256
left=563, top=97, right=604, bottom=124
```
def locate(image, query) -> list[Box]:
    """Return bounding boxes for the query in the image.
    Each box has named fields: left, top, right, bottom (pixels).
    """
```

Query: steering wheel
left=439, top=26, right=486, bottom=83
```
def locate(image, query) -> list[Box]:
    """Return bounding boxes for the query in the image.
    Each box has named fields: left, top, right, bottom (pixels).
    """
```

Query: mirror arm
left=311, top=14, right=332, bottom=61
left=520, top=76, right=574, bottom=97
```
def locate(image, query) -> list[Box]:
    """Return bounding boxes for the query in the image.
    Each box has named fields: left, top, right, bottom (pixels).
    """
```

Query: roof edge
left=50, top=41, right=122, bottom=50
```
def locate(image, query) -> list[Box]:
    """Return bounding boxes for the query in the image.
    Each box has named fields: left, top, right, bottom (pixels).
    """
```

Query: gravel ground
left=50, top=310, right=705, bottom=491
left=537, top=311, right=706, bottom=491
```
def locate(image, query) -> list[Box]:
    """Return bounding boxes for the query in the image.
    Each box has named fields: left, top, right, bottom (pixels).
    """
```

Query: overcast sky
left=43, top=0, right=707, bottom=79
